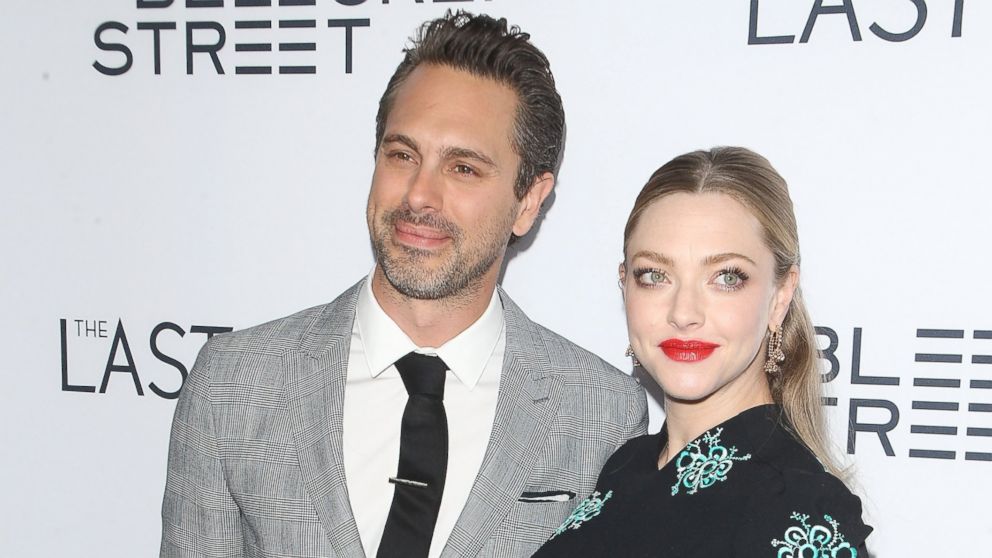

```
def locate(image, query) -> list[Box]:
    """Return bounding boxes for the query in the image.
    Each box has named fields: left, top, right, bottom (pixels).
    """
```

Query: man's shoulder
left=500, top=290, right=636, bottom=391
left=205, top=279, right=362, bottom=358
left=524, top=319, right=615, bottom=371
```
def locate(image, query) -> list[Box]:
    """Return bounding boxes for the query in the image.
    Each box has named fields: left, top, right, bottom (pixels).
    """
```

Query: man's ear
left=512, top=172, right=555, bottom=237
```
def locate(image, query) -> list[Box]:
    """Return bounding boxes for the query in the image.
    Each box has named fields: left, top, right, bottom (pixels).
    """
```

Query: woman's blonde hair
left=623, top=146, right=839, bottom=476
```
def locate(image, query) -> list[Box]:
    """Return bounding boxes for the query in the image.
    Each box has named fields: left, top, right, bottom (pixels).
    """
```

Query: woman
left=534, top=147, right=872, bottom=556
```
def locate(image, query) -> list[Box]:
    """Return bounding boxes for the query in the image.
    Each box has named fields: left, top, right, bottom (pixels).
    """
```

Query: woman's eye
left=635, top=269, right=666, bottom=286
left=714, top=269, right=747, bottom=290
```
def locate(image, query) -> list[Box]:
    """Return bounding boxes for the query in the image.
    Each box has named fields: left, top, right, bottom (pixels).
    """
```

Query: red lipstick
left=659, top=339, right=719, bottom=362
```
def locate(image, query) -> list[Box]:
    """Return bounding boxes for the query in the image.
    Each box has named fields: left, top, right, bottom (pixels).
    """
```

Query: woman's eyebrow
left=630, top=250, right=674, bottom=267
left=702, top=252, right=757, bottom=266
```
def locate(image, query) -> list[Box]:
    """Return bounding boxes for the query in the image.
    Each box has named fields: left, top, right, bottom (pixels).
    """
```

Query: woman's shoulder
left=723, top=406, right=873, bottom=553
left=734, top=465, right=872, bottom=555
left=735, top=430, right=872, bottom=553
left=732, top=405, right=842, bottom=485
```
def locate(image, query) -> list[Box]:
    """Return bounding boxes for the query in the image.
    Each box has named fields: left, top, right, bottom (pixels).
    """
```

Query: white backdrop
left=2, top=1, right=990, bottom=556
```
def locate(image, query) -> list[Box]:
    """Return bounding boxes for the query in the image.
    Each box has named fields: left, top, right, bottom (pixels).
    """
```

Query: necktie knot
left=394, top=352, right=447, bottom=398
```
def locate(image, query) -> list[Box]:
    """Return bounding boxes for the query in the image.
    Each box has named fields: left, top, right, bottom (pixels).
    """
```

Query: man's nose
left=405, top=164, right=443, bottom=213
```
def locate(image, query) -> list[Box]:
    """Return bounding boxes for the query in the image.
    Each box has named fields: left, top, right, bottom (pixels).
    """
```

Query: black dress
left=532, top=404, right=872, bottom=557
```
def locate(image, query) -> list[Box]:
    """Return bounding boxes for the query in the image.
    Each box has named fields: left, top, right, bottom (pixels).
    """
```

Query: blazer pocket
left=518, top=490, right=576, bottom=503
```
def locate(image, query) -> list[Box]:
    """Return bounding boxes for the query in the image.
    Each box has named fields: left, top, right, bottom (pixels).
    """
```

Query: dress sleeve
left=734, top=468, right=873, bottom=557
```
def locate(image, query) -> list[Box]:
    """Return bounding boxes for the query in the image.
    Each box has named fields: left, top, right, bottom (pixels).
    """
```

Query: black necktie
left=377, top=352, right=449, bottom=558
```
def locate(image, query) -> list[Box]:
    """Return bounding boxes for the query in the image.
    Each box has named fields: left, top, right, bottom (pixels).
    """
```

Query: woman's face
left=621, top=192, right=797, bottom=408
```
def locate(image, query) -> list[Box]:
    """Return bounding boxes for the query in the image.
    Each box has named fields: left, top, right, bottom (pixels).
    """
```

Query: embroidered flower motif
left=549, top=490, right=614, bottom=539
left=771, top=512, right=858, bottom=558
left=670, top=427, right=751, bottom=496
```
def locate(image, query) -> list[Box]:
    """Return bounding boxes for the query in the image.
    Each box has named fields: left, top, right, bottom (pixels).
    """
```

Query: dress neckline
left=653, top=403, right=780, bottom=473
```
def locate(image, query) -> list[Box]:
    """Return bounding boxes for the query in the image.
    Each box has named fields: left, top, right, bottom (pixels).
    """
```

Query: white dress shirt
left=342, top=273, right=504, bottom=558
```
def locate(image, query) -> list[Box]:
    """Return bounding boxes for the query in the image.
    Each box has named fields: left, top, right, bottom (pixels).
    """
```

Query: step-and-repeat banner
left=2, top=1, right=989, bottom=555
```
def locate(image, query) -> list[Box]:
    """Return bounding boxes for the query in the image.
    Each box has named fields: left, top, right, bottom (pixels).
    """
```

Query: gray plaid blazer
left=161, top=279, right=647, bottom=557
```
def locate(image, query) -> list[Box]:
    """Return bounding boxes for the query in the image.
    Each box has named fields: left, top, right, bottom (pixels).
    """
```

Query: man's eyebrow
left=380, top=135, right=496, bottom=169
left=702, top=252, right=757, bottom=266
left=381, top=133, right=419, bottom=153
left=441, top=146, right=497, bottom=169
left=629, top=250, right=674, bottom=267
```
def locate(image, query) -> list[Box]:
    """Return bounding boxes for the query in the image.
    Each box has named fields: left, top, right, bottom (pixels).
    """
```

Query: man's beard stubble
left=370, top=206, right=513, bottom=301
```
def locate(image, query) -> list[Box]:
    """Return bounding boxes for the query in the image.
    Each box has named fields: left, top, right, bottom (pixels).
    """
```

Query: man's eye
left=453, top=164, right=477, bottom=176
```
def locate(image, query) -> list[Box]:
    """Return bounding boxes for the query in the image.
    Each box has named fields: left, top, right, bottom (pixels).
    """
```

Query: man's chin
left=383, top=273, right=451, bottom=300
left=378, top=256, right=450, bottom=295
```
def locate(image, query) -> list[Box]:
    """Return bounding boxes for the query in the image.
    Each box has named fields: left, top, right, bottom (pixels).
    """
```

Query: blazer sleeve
left=160, top=340, right=244, bottom=558
left=622, top=380, right=649, bottom=445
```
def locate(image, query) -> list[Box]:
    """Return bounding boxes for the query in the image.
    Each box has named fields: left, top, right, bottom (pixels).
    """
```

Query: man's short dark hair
left=375, top=11, right=565, bottom=200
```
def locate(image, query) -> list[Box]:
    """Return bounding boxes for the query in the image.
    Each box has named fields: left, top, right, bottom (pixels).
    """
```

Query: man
left=161, top=11, right=646, bottom=558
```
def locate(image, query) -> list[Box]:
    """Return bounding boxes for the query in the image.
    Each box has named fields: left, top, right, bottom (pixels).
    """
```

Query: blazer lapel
left=441, top=290, right=565, bottom=558
left=284, top=282, right=366, bottom=558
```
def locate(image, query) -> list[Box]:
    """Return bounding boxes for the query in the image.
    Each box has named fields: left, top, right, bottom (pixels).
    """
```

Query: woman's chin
left=661, top=385, right=717, bottom=406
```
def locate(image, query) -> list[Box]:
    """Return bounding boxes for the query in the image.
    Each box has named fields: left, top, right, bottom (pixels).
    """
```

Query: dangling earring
left=625, top=344, right=641, bottom=367
left=764, top=327, right=785, bottom=375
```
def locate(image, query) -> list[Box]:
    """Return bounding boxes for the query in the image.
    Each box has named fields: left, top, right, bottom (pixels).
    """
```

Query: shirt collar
left=355, top=270, right=504, bottom=391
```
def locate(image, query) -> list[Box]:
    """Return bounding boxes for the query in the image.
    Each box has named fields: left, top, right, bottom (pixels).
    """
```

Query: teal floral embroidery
left=771, top=512, right=858, bottom=558
left=670, top=427, right=751, bottom=496
left=549, top=490, right=613, bottom=539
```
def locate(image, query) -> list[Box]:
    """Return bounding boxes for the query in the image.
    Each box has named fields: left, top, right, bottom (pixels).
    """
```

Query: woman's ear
left=770, top=265, right=799, bottom=328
